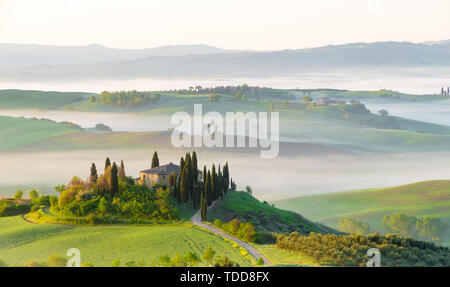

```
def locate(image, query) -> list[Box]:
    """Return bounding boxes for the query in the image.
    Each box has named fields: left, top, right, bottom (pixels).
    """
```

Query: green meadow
left=275, top=180, right=450, bottom=244
left=0, top=116, right=81, bottom=151
left=0, top=90, right=90, bottom=110
left=207, top=191, right=337, bottom=234
left=0, top=216, right=252, bottom=266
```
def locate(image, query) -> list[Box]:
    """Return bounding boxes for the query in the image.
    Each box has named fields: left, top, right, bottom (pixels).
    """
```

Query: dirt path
left=21, top=214, right=37, bottom=224
left=191, top=202, right=271, bottom=266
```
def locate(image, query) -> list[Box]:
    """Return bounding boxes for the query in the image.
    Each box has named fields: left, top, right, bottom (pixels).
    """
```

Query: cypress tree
left=90, top=163, right=98, bottom=184
left=200, top=189, right=206, bottom=221
left=180, top=157, right=185, bottom=171
left=118, top=160, right=126, bottom=178
left=169, top=173, right=176, bottom=187
left=206, top=170, right=212, bottom=206
left=151, top=151, right=159, bottom=168
left=203, top=165, right=207, bottom=182
left=223, top=162, right=230, bottom=194
left=201, top=188, right=207, bottom=221
left=211, top=164, right=217, bottom=201
left=196, top=180, right=203, bottom=207
left=175, top=175, right=181, bottom=202
left=180, top=166, right=190, bottom=203
left=105, top=157, right=111, bottom=172
left=218, top=166, right=223, bottom=199
left=192, top=151, right=198, bottom=184
left=185, top=155, right=194, bottom=202
left=110, top=162, right=119, bottom=195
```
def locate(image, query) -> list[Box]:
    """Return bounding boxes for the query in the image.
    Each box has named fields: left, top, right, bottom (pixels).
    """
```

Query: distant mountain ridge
left=1, top=41, right=450, bottom=80
left=0, top=43, right=235, bottom=68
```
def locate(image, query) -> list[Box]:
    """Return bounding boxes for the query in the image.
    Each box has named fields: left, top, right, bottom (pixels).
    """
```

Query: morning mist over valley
left=0, top=0, right=449, bottom=272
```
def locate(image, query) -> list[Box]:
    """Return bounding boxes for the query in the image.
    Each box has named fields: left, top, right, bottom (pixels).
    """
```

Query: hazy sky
left=0, top=0, right=449, bottom=50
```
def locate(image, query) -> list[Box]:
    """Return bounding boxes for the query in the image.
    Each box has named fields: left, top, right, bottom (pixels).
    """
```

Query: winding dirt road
left=191, top=204, right=271, bottom=266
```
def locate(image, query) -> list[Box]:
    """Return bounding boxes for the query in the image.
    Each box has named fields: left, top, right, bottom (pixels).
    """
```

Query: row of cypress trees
left=90, top=158, right=126, bottom=196
left=166, top=151, right=230, bottom=221
left=199, top=161, right=230, bottom=221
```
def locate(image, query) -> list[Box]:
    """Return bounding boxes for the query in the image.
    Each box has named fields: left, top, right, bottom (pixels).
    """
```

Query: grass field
left=0, top=89, right=90, bottom=110
left=207, top=191, right=337, bottom=234
left=275, top=180, right=450, bottom=245
left=0, top=216, right=252, bottom=266
left=256, top=244, right=319, bottom=267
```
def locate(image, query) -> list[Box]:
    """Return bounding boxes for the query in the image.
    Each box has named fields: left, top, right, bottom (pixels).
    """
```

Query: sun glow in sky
left=0, top=0, right=449, bottom=50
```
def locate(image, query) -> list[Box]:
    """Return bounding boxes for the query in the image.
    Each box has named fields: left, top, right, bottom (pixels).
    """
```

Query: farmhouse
left=139, top=162, right=180, bottom=187
left=316, top=97, right=346, bottom=106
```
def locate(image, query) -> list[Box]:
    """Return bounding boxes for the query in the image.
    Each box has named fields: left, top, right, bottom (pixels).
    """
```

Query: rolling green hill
left=0, top=216, right=252, bottom=266
left=306, top=89, right=447, bottom=102
left=275, top=180, right=450, bottom=244
left=0, top=89, right=90, bottom=110
left=0, top=116, right=82, bottom=150
left=207, top=191, right=337, bottom=235
left=3, top=89, right=450, bottom=154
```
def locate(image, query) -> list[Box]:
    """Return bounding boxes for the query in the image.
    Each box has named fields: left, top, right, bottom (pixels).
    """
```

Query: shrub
left=31, top=204, right=40, bottom=213
left=14, top=190, right=23, bottom=199
left=47, top=254, right=68, bottom=267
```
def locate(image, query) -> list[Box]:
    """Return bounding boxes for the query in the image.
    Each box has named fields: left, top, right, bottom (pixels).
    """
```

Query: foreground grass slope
left=0, top=216, right=251, bottom=266
left=276, top=180, right=450, bottom=244
left=207, top=191, right=337, bottom=235
left=0, top=90, right=90, bottom=110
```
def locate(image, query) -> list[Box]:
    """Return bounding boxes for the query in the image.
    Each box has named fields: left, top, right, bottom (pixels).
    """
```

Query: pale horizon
left=1, top=0, right=450, bottom=51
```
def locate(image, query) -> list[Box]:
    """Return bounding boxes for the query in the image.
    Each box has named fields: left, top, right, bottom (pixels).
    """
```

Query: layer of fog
left=365, top=100, right=450, bottom=126
left=0, top=72, right=448, bottom=94
left=0, top=110, right=174, bottom=132
left=2, top=149, right=450, bottom=201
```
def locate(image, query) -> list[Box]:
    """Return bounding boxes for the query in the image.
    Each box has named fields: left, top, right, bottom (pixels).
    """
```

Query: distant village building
left=316, top=97, right=346, bottom=106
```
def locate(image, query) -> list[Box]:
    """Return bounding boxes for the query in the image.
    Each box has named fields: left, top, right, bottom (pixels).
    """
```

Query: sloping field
left=0, top=89, right=89, bottom=110
left=276, top=180, right=450, bottom=240
left=0, top=216, right=251, bottom=266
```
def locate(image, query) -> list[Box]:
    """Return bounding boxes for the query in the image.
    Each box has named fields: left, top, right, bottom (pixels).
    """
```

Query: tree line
left=276, top=232, right=450, bottom=267
left=337, top=214, right=448, bottom=243
left=98, top=90, right=161, bottom=108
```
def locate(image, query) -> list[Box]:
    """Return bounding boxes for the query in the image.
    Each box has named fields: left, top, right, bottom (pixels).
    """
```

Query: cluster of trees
left=98, top=90, right=161, bottom=108
left=337, top=218, right=371, bottom=235
left=175, top=85, right=290, bottom=100
left=213, top=218, right=257, bottom=243
left=341, top=100, right=371, bottom=115
left=56, top=158, right=177, bottom=220
left=0, top=198, right=31, bottom=217
left=0, top=190, right=56, bottom=217
left=276, top=232, right=450, bottom=267
left=166, top=151, right=231, bottom=221
left=338, top=214, right=448, bottom=243
left=382, top=214, right=448, bottom=242
left=151, top=247, right=239, bottom=267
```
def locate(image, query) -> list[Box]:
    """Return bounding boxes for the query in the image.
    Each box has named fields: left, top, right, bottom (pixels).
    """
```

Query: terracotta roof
left=140, top=162, right=180, bottom=175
